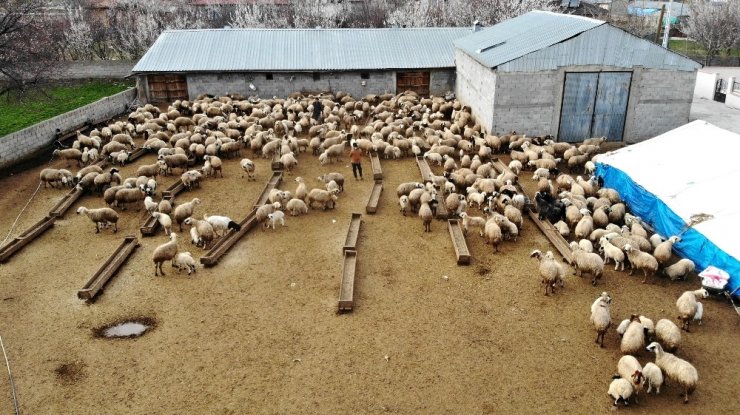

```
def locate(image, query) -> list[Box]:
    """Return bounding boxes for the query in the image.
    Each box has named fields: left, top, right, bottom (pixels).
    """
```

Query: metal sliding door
left=591, top=72, right=631, bottom=141
left=558, top=72, right=598, bottom=142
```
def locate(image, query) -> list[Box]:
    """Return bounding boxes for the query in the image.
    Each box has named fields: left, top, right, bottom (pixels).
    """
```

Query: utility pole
left=662, top=0, right=674, bottom=48
left=656, top=5, right=666, bottom=44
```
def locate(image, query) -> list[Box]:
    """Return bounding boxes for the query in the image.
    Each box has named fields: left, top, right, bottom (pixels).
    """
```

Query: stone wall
left=0, top=88, right=137, bottom=171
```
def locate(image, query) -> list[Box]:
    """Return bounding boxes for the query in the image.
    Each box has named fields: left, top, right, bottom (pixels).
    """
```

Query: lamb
left=204, top=214, right=242, bottom=236
left=52, top=148, right=83, bottom=167
left=617, top=355, right=644, bottom=397
left=529, top=250, right=564, bottom=295
left=620, top=314, right=645, bottom=355
left=676, top=288, right=708, bottom=332
left=285, top=198, right=309, bottom=216
left=151, top=212, right=173, bottom=235
left=317, top=172, right=345, bottom=192
left=326, top=180, right=340, bottom=194
left=255, top=202, right=282, bottom=229
left=39, top=168, right=73, bottom=188
left=203, top=155, right=223, bottom=177
left=307, top=188, right=338, bottom=210
left=624, top=244, right=659, bottom=283
left=173, top=198, right=201, bottom=231
left=653, top=236, right=681, bottom=267
left=608, top=375, right=637, bottom=407
left=153, top=233, right=179, bottom=276
left=183, top=217, right=215, bottom=248
left=655, top=318, right=681, bottom=352
left=418, top=200, right=437, bottom=232
left=399, top=195, right=410, bottom=216
left=642, top=362, right=664, bottom=394
left=240, top=158, right=256, bottom=180
left=664, top=258, right=695, bottom=281
left=172, top=252, right=197, bottom=275
left=76, top=206, right=119, bottom=233
left=267, top=211, right=286, bottom=229
left=590, top=291, right=611, bottom=346
left=144, top=196, right=158, bottom=214
left=645, top=342, right=698, bottom=403
left=459, top=212, right=486, bottom=236
left=598, top=236, right=625, bottom=271
left=569, top=242, right=604, bottom=286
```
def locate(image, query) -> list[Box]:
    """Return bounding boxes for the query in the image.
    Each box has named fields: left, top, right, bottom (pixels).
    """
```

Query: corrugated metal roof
left=454, top=11, right=604, bottom=69
left=132, top=27, right=472, bottom=73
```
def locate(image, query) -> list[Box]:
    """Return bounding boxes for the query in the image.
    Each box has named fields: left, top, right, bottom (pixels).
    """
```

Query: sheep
left=399, top=195, right=410, bottom=216
left=676, top=288, right=708, bottom=332
left=326, top=180, right=340, bottom=194
left=459, top=212, right=486, bottom=236
left=136, top=162, right=161, bottom=178
left=664, top=258, right=695, bottom=281
left=503, top=204, right=523, bottom=231
left=255, top=202, right=282, bottom=229
left=608, top=375, right=637, bottom=407
left=642, top=362, right=663, bottom=395
left=553, top=220, right=570, bottom=237
left=204, top=214, right=241, bottom=237
left=317, top=172, right=345, bottom=192
left=574, top=208, right=593, bottom=240
left=617, top=355, right=644, bottom=397
left=621, top=314, right=645, bottom=356
left=623, top=244, right=659, bottom=283
left=653, top=236, right=681, bottom=267
left=598, top=236, right=625, bottom=271
left=240, top=158, right=256, bottom=180
left=285, top=198, right=309, bottom=216
left=114, top=185, right=147, bottom=211
left=203, top=155, right=223, bottom=178
left=294, top=176, right=309, bottom=201
left=494, top=214, right=518, bottom=242
left=181, top=170, right=204, bottom=191
left=529, top=250, right=565, bottom=296
left=645, top=342, right=698, bottom=403
left=570, top=242, right=604, bottom=286
left=397, top=182, right=425, bottom=197
left=152, top=233, right=179, bottom=276
left=173, top=198, right=201, bottom=231
left=172, top=252, right=197, bottom=275
left=418, top=200, right=437, bottom=232
left=158, top=199, right=172, bottom=215
left=649, top=233, right=665, bottom=250
left=590, top=291, right=611, bottom=346
left=693, top=302, right=703, bottom=326
left=93, top=168, right=122, bottom=193
left=482, top=217, right=503, bottom=253
left=52, top=148, right=83, bottom=167
left=158, top=154, right=190, bottom=175
left=655, top=318, right=682, bottom=352
left=144, top=196, right=158, bottom=214
left=39, top=168, right=73, bottom=188
left=267, top=211, right=286, bottom=229
left=307, top=189, right=338, bottom=210
left=151, top=212, right=173, bottom=235
left=183, top=217, right=215, bottom=248
left=76, top=206, right=119, bottom=233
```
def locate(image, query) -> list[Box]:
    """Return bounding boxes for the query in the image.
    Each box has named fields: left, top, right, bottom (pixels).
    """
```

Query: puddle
left=94, top=317, right=157, bottom=339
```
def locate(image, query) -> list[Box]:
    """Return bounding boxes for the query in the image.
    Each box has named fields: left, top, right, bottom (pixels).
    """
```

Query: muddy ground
left=0, top=139, right=738, bottom=414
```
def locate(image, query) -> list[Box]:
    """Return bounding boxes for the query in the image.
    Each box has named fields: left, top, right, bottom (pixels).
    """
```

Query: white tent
left=594, top=120, right=740, bottom=295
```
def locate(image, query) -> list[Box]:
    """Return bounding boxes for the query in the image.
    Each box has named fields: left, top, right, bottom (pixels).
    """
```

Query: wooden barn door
left=558, top=72, right=631, bottom=142
left=147, top=74, right=188, bottom=104
left=396, top=72, right=430, bottom=96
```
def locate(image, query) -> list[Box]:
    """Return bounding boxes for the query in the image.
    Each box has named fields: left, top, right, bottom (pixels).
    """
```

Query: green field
left=0, top=80, right=134, bottom=137
left=669, top=39, right=740, bottom=57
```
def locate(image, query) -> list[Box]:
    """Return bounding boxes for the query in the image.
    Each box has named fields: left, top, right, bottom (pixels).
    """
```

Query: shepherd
left=350, top=140, right=364, bottom=180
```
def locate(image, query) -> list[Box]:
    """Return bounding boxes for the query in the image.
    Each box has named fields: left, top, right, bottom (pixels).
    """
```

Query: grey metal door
left=559, top=72, right=598, bottom=143
left=592, top=72, right=631, bottom=141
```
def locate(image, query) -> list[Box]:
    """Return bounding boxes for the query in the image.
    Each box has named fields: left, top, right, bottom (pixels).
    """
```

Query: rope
left=1, top=182, right=42, bottom=246
left=0, top=335, right=20, bottom=415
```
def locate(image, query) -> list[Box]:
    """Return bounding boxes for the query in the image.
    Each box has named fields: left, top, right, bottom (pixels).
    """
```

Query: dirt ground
left=0, top=137, right=738, bottom=414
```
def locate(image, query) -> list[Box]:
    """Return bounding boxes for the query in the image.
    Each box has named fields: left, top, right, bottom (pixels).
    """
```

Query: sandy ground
left=0, top=138, right=739, bottom=414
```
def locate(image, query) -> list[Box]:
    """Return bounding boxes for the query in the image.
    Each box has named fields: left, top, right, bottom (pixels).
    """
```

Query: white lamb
left=459, top=212, right=486, bottom=236
left=172, top=252, right=197, bottom=276
left=204, top=214, right=242, bottom=237
left=598, top=236, right=625, bottom=271
left=267, top=211, right=286, bottom=229
left=676, top=288, right=708, bottom=332
left=151, top=212, right=173, bottom=235
left=641, top=362, right=663, bottom=394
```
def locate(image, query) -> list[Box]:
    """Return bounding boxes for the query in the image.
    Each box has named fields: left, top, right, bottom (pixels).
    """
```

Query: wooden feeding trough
left=0, top=216, right=56, bottom=263
left=366, top=183, right=382, bottom=214
left=139, top=195, right=173, bottom=237
left=343, top=213, right=362, bottom=252
left=448, top=219, right=471, bottom=265
left=370, top=152, right=383, bottom=182
left=338, top=250, right=358, bottom=312
left=435, top=195, right=450, bottom=220
left=161, top=179, right=185, bottom=199
left=252, top=171, right=283, bottom=209
left=271, top=153, right=283, bottom=172
left=49, top=187, right=84, bottom=218
left=77, top=235, right=139, bottom=301
left=127, top=148, right=147, bottom=164
left=527, top=210, right=573, bottom=264
left=416, top=155, right=434, bottom=183
left=200, top=210, right=259, bottom=267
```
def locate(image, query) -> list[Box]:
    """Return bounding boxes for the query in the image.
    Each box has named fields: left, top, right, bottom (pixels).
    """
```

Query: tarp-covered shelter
left=595, top=120, right=740, bottom=297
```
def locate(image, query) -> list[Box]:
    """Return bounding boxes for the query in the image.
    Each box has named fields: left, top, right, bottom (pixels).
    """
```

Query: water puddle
left=94, top=317, right=157, bottom=339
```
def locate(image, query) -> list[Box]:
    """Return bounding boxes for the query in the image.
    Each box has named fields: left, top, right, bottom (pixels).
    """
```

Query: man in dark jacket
left=312, top=98, right=323, bottom=122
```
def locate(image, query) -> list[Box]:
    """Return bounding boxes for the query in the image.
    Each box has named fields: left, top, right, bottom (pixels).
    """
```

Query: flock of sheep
left=39, top=88, right=714, bottom=407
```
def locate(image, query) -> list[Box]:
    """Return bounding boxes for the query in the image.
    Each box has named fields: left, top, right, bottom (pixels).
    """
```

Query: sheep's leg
left=95, top=222, right=100, bottom=233
left=683, top=390, right=689, bottom=404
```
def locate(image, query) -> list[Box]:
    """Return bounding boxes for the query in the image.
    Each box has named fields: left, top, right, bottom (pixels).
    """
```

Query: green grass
left=669, top=39, right=740, bottom=57
left=0, top=80, right=134, bottom=137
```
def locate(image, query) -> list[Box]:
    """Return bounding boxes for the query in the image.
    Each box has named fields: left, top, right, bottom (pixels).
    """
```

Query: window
left=361, top=72, right=370, bottom=79
left=265, top=73, right=273, bottom=80
left=313, top=72, right=321, bottom=81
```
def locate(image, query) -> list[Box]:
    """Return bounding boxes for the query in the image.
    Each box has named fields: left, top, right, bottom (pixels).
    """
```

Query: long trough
left=77, top=235, right=139, bottom=301
left=0, top=216, right=56, bottom=263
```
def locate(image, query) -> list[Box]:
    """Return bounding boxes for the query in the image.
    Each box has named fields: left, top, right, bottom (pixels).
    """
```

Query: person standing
left=349, top=141, right=364, bottom=180
left=312, top=97, right=323, bottom=123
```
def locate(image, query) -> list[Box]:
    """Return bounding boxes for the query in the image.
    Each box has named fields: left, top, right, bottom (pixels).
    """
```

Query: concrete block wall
left=429, top=70, right=455, bottom=96
left=0, top=88, right=137, bottom=171
left=454, top=50, right=495, bottom=132
left=492, top=71, right=558, bottom=136
left=627, top=69, right=696, bottom=142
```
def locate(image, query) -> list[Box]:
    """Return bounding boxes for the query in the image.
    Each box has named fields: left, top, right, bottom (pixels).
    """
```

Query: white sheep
left=664, top=258, right=695, bottom=281
left=676, top=288, right=708, bottom=332
left=183, top=217, right=215, bottom=249
left=419, top=201, right=435, bottom=232
left=39, top=168, right=73, bottom=188
left=144, top=196, right=158, bottom=214
left=645, top=342, right=698, bottom=403
left=204, top=214, right=241, bottom=237
left=598, top=236, right=625, bottom=271
left=256, top=202, right=282, bottom=229
left=307, top=188, right=337, bottom=210
left=693, top=302, right=703, bottom=326
left=553, top=220, right=570, bottom=238
left=653, top=236, right=681, bottom=267
left=240, top=158, right=256, bottom=180
left=617, top=355, right=644, bottom=397
left=459, top=212, right=486, bottom=236
left=399, top=195, right=410, bottom=216
left=590, top=292, right=611, bottom=346
left=620, top=314, right=645, bottom=355
left=569, top=242, right=604, bottom=286
left=624, top=244, right=659, bottom=284
left=267, top=211, right=286, bottom=229
left=326, top=180, right=340, bottom=194
left=172, top=252, right=197, bottom=276
left=295, top=176, right=308, bottom=201
left=76, top=206, right=119, bottom=233
left=608, top=375, right=637, bottom=407
left=574, top=208, right=593, bottom=239
left=151, top=212, right=173, bottom=235
left=285, top=198, right=308, bottom=216
left=530, top=250, right=565, bottom=296
left=153, top=233, right=178, bottom=276
left=655, top=318, right=681, bottom=352
left=174, top=198, right=201, bottom=231
left=642, top=362, right=663, bottom=394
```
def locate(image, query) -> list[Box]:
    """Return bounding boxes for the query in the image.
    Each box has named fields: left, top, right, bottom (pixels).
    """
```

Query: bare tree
left=62, top=4, right=95, bottom=60
left=229, top=2, right=289, bottom=29
left=388, top=0, right=553, bottom=28
left=0, top=0, right=61, bottom=98
left=288, top=0, right=351, bottom=29
left=684, top=0, right=740, bottom=65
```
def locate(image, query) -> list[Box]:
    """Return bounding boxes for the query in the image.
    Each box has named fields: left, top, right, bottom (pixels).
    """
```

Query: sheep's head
left=529, top=249, right=542, bottom=259
left=668, top=236, right=681, bottom=244
left=623, top=244, right=633, bottom=252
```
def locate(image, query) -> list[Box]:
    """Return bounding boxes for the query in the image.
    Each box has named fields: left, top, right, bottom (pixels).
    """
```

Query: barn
left=454, top=11, right=701, bottom=143
left=131, top=27, right=472, bottom=104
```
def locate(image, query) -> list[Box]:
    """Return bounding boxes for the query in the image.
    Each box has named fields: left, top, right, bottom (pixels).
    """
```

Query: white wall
left=694, top=71, right=717, bottom=100
left=454, top=49, right=496, bottom=133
